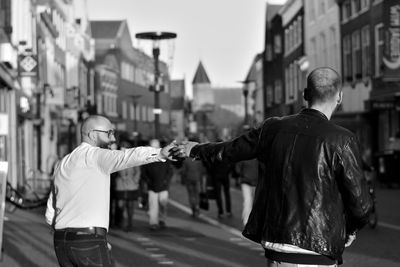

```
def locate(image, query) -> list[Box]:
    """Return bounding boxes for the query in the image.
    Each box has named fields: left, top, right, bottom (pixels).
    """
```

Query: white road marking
left=378, top=221, right=400, bottom=231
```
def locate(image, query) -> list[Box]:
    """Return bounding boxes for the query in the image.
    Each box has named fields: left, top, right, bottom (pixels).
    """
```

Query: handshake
left=160, top=140, right=199, bottom=161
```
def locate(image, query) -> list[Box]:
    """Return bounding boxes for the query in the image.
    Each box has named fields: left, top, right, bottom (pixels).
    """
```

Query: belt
left=57, top=227, right=107, bottom=236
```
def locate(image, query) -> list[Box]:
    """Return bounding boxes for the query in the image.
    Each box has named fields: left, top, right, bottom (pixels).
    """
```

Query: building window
left=343, top=35, right=352, bottom=81
left=285, top=29, right=289, bottom=53
left=361, top=0, right=370, bottom=11
left=266, top=85, right=273, bottom=107
left=320, top=32, right=327, bottom=66
left=130, top=103, right=134, bottom=120
left=298, top=16, right=303, bottom=45
left=142, top=105, right=147, bottom=122
left=121, top=62, right=134, bottom=82
left=289, top=25, right=294, bottom=51
left=309, top=0, right=316, bottom=21
left=274, top=34, right=282, bottom=54
left=352, top=30, right=361, bottom=80
left=293, top=21, right=298, bottom=46
left=274, top=80, right=282, bottom=104
left=285, top=68, right=290, bottom=101
left=342, top=0, right=352, bottom=22
left=361, top=25, right=371, bottom=78
left=290, top=64, right=295, bottom=100
left=319, top=0, right=326, bottom=15
left=375, top=23, right=384, bottom=77
left=266, top=43, right=273, bottom=61
left=330, top=27, right=338, bottom=69
left=352, top=0, right=361, bottom=16
left=311, top=37, right=317, bottom=67
left=122, top=101, right=127, bottom=119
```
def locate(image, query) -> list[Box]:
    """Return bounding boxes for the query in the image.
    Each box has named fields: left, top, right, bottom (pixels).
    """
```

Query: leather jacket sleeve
left=190, top=124, right=263, bottom=165
left=337, top=136, right=373, bottom=234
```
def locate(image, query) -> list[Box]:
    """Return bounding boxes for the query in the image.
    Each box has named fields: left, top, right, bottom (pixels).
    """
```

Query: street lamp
left=238, top=80, right=254, bottom=128
left=135, top=31, right=177, bottom=139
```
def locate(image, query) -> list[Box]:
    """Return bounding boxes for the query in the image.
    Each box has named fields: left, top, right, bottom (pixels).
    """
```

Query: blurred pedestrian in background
left=114, top=140, right=141, bottom=231
left=206, top=138, right=234, bottom=219
left=174, top=68, right=372, bottom=266
left=181, top=137, right=207, bottom=217
left=141, top=139, right=174, bottom=230
left=236, top=158, right=258, bottom=226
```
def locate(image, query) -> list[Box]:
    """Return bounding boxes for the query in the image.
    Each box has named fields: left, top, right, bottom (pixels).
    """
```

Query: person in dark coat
left=141, top=139, right=173, bottom=230
left=206, top=138, right=235, bottom=218
left=174, top=67, right=372, bottom=266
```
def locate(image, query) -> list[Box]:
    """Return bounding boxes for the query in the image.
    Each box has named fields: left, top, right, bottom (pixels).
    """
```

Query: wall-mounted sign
left=18, top=53, right=38, bottom=77
left=383, top=1, right=400, bottom=81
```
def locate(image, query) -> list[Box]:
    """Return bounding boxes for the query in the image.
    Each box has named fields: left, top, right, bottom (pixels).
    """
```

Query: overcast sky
left=87, top=0, right=286, bottom=95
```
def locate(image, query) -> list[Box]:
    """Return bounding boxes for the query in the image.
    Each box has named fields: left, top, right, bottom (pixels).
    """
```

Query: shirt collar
left=300, top=108, right=329, bottom=121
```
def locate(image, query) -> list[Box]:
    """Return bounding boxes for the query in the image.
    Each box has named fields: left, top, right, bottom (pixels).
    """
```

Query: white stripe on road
left=378, top=221, right=400, bottom=231
left=168, top=198, right=244, bottom=238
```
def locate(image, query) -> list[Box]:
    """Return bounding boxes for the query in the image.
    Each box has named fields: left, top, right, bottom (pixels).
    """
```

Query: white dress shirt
left=45, top=142, right=165, bottom=230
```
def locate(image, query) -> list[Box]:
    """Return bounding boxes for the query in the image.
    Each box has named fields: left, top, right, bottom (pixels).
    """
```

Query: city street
left=1, top=179, right=400, bottom=267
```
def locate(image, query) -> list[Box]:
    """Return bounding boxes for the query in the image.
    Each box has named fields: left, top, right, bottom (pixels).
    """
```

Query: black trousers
left=214, top=178, right=231, bottom=214
left=54, top=230, right=115, bottom=267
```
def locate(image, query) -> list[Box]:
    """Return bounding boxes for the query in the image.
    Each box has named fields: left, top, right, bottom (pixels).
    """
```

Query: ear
left=88, top=131, right=96, bottom=141
left=337, top=91, right=343, bottom=105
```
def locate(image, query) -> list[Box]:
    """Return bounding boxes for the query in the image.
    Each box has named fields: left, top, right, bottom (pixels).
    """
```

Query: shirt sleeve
left=94, top=146, right=165, bottom=174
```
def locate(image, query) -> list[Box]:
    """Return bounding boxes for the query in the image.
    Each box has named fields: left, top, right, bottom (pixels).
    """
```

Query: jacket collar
left=300, top=108, right=329, bottom=121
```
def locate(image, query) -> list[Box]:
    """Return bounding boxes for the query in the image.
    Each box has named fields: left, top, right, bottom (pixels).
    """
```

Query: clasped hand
left=160, top=140, right=198, bottom=161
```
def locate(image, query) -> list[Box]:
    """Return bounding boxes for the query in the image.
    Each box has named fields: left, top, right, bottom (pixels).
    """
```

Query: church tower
left=192, top=61, right=214, bottom=112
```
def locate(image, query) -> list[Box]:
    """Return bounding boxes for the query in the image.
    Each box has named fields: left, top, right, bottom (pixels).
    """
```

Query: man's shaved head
left=81, top=115, right=111, bottom=137
left=304, top=67, right=342, bottom=105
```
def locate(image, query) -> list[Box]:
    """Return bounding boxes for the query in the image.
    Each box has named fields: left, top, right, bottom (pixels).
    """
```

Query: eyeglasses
left=92, top=129, right=115, bottom=138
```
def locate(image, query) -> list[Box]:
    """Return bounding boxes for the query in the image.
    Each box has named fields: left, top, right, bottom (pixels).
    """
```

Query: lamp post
left=135, top=31, right=177, bottom=139
left=238, top=80, right=254, bottom=128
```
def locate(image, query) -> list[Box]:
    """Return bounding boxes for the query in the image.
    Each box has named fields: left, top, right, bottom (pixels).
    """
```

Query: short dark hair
left=304, top=67, right=342, bottom=105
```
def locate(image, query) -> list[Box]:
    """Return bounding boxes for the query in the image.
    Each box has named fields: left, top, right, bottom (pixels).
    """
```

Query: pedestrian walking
left=173, top=67, right=372, bottom=266
left=114, top=140, right=141, bottom=231
left=206, top=157, right=234, bottom=218
left=141, top=139, right=174, bottom=230
left=236, top=158, right=258, bottom=226
left=45, top=115, right=178, bottom=267
left=181, top=137, right=207, bottom=217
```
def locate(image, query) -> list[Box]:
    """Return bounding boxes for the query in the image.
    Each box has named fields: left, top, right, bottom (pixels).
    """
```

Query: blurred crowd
left=108, top=134, right=259, bottom=232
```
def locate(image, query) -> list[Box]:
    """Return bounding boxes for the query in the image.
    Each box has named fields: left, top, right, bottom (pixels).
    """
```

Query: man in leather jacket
left=172, top=67, right=372, bottom=266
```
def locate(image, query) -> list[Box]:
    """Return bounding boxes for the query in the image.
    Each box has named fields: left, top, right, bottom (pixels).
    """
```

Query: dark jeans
left=54, top=230, right=115, bottom=267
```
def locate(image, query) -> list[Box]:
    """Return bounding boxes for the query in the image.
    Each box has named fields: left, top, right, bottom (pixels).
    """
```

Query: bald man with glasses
left=46, top=115, right=178, bottom=267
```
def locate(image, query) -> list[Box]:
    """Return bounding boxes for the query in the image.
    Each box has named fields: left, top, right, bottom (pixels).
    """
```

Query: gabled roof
left=192, top=61, right=211, bottom=84
left=266, top=4, right=283, bottom=22
left=90, top=20, right=124, bottom=39
left=245, top=52, right=263, bottom=81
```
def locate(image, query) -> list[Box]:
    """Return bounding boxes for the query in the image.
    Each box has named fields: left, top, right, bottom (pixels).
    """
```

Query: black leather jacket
left=190, top=109, right=372, bottom=262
